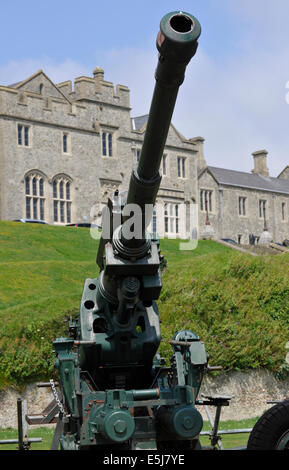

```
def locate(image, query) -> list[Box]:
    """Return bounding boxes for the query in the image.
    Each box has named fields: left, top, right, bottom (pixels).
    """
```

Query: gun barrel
left=124, top=12, right=201, bottom=244
left=136, top=12, right=201, bottom=182
left=98, top=11, right=202, bottom=257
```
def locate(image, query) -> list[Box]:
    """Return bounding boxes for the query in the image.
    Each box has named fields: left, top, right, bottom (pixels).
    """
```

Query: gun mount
left=53, top=11, right=208, bottom=451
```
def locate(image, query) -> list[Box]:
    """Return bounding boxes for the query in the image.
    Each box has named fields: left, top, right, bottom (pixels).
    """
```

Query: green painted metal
left=53, top=11, right=206, bottom=451
left=136, top=11, right=201, bottom=181
left=155, top=404, right=203, bottom=439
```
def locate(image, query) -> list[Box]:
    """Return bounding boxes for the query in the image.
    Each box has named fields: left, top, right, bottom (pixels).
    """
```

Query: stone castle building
left=199, top=151, right=289, bottom=244
left=0, top=68, right=202, bottom=240
left=0, top=68, right=288, bottom=244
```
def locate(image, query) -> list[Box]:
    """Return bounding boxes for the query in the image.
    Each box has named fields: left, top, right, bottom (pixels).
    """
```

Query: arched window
left=25, top=172, right=45, bottom=220
left=52, top=176, right=72, bottom=224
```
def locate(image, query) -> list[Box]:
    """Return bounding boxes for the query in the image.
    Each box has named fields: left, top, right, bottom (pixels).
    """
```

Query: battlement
left=57, top=68, right=130, bottom=109
left=0, top=83, right=90, bottom=131
left=0, top=68, right=131, bottom=132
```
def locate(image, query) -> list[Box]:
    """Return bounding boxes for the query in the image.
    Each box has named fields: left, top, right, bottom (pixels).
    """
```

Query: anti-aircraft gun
left=52, top=11, right=209, bottom=451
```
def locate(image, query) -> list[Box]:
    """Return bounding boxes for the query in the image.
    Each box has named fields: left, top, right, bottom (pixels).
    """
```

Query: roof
left=131, top=115, right=149, bottom=131
left=203, top=166, right=289, bottom=195
left=278, top=165, right=289, bottom=178
left=7, top=70, right=71, bottom=104
left=8, top=81, right=22, bottom=88
left=130, top=114, right=197, bottom=150
left=7, top=70, right=44, bottom=89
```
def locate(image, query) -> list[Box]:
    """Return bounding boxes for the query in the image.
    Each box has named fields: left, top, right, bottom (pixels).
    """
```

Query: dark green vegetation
left=0, top=221, right=289, bottom=387
left=0, top=417, right=259, bottom=450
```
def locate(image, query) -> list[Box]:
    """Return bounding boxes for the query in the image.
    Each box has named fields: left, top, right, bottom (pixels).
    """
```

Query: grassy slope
left=0, top=222, right=98, bottom=386
left=158, top=242, right=289, bottom=372
left=0, top=221, right=289, bottom=387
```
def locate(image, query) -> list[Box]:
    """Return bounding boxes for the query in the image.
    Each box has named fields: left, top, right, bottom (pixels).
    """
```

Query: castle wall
left=0, top=70, right=197, bottom=233
left=199, top=170, right=289, bottom=244
left=2, top=69, right=286, bottom=243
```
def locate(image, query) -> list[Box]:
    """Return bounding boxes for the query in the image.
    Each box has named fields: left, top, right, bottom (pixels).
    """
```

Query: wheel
left=247, top=399, right=289, bottom=450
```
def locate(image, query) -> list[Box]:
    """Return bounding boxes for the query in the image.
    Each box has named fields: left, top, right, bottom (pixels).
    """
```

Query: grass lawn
left=0, top=426, right=54, bottom=451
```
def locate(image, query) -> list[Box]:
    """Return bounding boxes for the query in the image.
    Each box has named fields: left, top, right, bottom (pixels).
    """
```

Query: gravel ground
left=0, top=369, right=288, bottom=429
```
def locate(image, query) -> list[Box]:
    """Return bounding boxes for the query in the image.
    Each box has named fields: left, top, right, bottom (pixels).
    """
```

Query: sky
left=0, top=0, right=289, bottom=176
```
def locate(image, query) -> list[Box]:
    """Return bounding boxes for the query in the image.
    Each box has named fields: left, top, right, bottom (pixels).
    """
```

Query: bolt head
left=114, top=419, right=126, bottom=434
left=183, top=416, right=193, bottom=430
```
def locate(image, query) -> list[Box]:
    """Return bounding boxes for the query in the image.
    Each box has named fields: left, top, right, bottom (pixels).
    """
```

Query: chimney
left=252, top=150, right=269, bottom=177
left=93, top=67, right=104, bottom=93
left=190, top=136, right=206, bottom=172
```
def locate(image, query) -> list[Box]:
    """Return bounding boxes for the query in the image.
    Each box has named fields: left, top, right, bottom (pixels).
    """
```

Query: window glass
left=32, top=177, right=37, bottom=196
left=18, top=125, right=23, bottom=145
left=162, top=154, right=167, bottom=176
left=60, top=201, right=65, bottom=223
left=102, top=132, right=107, bottom=156
left=40, top=199, right=45, bottom=220
left=164, top=203, right=180, bottom=236
left=52, top=177, right=72, bottom=224
left=25, top=173, right=45, bottom=220
left=282, top=202, right=286, bottom=220
left=24, top=126, right=29, bottom=146
left=26, top=197, right=31, bottom=219
left=63, top=134, right=67, bottom=153
left=66, top=182, right=70, bottom=200
left=39, top=178, right=44, bottom=197
left=177, top=157, right=186, bottom=178
left=18, top=125, right=30, bottom=146
left=25, top=176, right=30, bottom=195
left=108, top=133, right=112, bottom=156
left=60, top=181, right=64, bottom=200
left=33, top=198, right=38, bottom=219
left=53, top=200, right=58, bottom=222
left=53, top=180, right=57, bottom=198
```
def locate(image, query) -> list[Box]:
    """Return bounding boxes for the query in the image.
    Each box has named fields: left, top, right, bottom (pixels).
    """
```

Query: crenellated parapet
left=57, top=68, right=130, bottom=109
left=0, top=68, right=130, bottom=133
